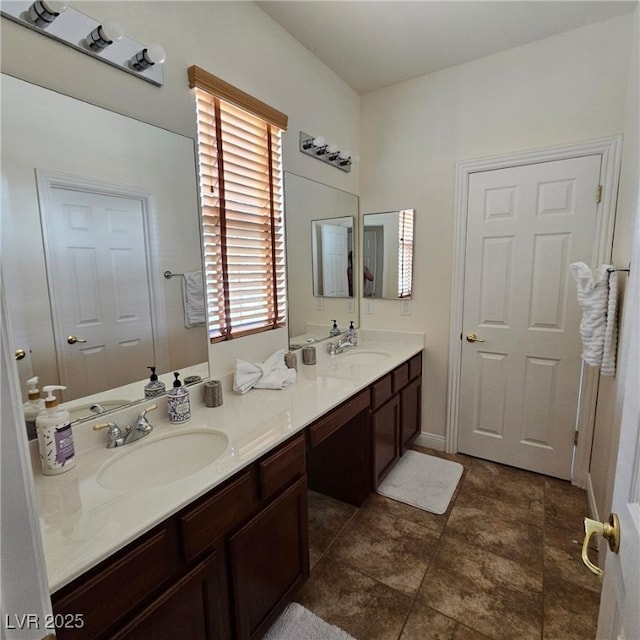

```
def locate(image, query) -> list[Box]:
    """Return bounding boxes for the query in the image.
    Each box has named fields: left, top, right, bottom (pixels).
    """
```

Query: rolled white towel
left=233, top=349, right=296, bottom=395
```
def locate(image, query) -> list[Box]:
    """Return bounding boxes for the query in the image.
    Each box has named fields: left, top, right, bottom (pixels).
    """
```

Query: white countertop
left=32, top=331, right=423, bottom=593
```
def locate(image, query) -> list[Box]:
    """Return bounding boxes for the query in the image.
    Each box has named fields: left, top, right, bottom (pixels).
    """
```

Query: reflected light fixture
left=1, top=1, right=166, bottom=86
left=299, top=132, right=353, bottom=173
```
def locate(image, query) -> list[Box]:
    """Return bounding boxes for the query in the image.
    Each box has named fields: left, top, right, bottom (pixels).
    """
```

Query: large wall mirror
left=284, top=173, right=359, bottom=348
left=363, top=209, right=415, bottom=299
left=1, top=74, right=208, bottom=423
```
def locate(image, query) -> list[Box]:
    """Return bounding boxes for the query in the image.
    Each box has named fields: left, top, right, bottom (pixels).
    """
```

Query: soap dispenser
left=23, top=376, right=45, bottom=440
left=167, top=372, right=191, bottom=424
left=36, top=385, right=76, bottom=475
left=144, top=366, right=166, bottom=398
left=330, top=319, right=341, bottom=337
left=347, top=321, right=358, bottom=346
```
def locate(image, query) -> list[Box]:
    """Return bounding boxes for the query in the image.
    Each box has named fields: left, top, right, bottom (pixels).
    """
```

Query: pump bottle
left=167, top=372, right=191, bottom=424
left=36, top=385, right=76, bottom=475
left=23, top=376, right=45, bottom=440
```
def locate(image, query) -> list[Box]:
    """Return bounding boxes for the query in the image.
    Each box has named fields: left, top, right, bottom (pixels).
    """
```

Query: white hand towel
left=182, top=271, right=206, bottom=328
left=570, top=262, right=618, bottom=374
left=233, top=349, right=296, bottom=395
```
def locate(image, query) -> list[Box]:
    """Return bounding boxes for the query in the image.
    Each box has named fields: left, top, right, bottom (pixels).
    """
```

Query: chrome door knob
left=67, top=335, right=87, bottom=344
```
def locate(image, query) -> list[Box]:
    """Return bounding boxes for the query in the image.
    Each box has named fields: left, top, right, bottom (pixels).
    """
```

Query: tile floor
left=294, top=446, right=602, bottom=640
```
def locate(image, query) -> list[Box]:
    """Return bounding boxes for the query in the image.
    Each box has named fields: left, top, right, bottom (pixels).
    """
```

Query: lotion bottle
left=167, top=372, right=191, bottom=424
left=23, top=376, right=45, bottom=440
left=347, top=321, right=358, bottom=346
left=144, top=366, right=166, bottom=398
left=36, top=385, right=76, bottom=475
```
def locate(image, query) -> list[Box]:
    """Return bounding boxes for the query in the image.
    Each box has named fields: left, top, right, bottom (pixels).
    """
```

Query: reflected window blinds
left=189, top=66, right=288, bottom=341
left=398, top=209, right=414, bottom=298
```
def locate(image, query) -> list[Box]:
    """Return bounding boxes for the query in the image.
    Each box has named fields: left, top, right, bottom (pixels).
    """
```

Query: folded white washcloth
left=570, top=262, right=618, bottom=374
left=233, top=349, right=296, bottom=395
left=182, top=270, right=206, bottom=328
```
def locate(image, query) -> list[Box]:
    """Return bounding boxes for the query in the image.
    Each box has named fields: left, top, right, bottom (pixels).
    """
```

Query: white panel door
left=42, top=187, right=154, bottom=401
left=320, top=223, right=349, bottom=297
left=459, top=155, right=601, bottom=479
left=596, top=215, right=640, bottom=640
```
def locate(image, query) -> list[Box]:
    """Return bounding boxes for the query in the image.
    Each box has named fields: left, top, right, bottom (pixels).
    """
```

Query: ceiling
left=256, top=1, right=637, bottom=94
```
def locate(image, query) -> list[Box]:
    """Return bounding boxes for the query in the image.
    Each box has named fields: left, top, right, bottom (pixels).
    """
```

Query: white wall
left=1, top=1, right=361, bottom=377
left=360, top=15, right=634, bottom=440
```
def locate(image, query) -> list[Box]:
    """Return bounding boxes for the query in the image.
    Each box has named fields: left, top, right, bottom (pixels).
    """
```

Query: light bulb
left=86, top=20, right=124, bottom=52
left=130, top=43, right=167, bottom=71
left=338, top=150, right=352, bottom=165
left=312, top=136, right=326, bottom=148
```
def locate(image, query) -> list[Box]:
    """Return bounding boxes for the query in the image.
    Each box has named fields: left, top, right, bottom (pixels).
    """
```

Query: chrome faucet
left=93, top=405, right=156, bottom=448
left=326, top=335, right=357, bottom=355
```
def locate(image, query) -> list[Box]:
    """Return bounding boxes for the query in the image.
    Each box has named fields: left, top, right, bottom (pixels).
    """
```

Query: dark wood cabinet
left=372, top=393, right=400, bottom=487
left=52, top=434, right=307, bottom=640
left=229, top=477, right=309, bottom=640
left=400, top=377, right=422, bottom=452
left=111, top=551, right=230, bottom=640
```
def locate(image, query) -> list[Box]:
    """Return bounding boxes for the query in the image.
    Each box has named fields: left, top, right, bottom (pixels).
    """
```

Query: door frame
left=35, top=169, right=171, bottom=384
left=446, top=136, right=623, bottom=488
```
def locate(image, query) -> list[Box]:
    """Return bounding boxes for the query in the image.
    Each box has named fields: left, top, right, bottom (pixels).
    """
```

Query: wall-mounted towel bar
left=606, top=267, right=630, bottom=273
left=164, top=270, right=185, bottom=279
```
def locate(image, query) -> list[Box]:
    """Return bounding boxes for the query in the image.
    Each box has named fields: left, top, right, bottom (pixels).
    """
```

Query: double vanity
left=33, top=332, right=423, bottom=640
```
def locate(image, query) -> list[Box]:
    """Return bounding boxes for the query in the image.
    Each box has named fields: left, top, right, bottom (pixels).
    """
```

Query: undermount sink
left=96, top=429, right=229, bottom=492
left=338, top=349, right=392, bottom=365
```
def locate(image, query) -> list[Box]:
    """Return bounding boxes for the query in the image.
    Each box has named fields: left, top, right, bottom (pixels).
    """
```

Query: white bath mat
left=377, top=451, right=463, bottom=514
left=263, top=602, right=355, bottom=640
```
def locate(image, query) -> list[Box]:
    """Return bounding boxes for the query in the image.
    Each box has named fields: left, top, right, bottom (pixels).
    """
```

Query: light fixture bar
left=1, top=1, right=165, bottom=86
left=299, top=131, right=352, bottom=173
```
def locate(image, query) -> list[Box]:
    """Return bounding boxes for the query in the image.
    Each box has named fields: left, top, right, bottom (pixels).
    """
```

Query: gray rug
left=377, top=450, right=463, bottom=514
left=263, top=603, right=355, bottom=640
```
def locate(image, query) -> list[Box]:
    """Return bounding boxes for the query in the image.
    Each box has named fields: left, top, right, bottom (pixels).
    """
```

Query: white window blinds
left=189, top=66, right=288, bottom=341
left=398, top=209, right=414, bottom=298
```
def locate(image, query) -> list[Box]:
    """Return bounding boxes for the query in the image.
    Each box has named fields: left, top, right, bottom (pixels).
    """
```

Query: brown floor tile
left=363, top=492, right=448, bottom=533
left=544, top=542, right=602, bottom=594
left=445, top=491, right=544, bottom=571
left=543, top=577, right=600, bottom=640
left=296, top=555, right=412, bottom=640
left=418, top=536, right=543, bottom=640
left=328, top=508, right=441, bottom=596
left=459, top=459, right=545, bottom=515
left=308, top=490, right=358, bottom=567
left=399, top=601, right=493, bottom=640
left=544, top=477, right=591, bottom=526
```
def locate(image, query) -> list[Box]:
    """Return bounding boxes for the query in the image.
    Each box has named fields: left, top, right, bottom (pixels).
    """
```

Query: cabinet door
left=400, top=377, right=422, bottom=452
left=229, top=476, right=309, bottom=640
left=372, top=395, right=400, bottom=488
left=110, top=550, right=230, bottom=640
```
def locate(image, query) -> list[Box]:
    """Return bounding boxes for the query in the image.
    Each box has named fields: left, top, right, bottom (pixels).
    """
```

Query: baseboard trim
left=414, top=432, right=445, bottom=451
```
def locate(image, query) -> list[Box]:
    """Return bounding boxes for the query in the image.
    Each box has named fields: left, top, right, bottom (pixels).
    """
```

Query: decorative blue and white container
left=167, top=372, right=191, bottom=424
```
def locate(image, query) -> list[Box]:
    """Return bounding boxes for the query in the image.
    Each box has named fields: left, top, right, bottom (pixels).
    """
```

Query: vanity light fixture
left=1, top=1, right=166, bottom=86
left=85, top=20, right=123, bottom=52
left=129, top=44, right=166, bottom=71
left=27, top=0, right=67, bottom=28
left=299, top=132, right=353, bottom=173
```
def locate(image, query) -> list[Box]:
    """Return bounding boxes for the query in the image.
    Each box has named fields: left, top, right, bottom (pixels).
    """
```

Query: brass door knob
left=15, top=348, right=26, bottom=360
left=466, top=332, right=486, bottom=343
left=582, top=513, right=620, bottom=578
left=67, top=335, right=87, bottom=344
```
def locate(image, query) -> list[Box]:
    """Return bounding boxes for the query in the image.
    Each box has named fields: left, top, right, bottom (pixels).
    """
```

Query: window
left=188, top=65, right=288, bottom=342
left=398, top=209, right=414, bottom=298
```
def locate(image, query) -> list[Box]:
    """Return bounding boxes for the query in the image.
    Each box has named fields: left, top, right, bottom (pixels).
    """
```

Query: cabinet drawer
left=53, top=525, right=177, bottom=640
left=308, top=390, right=370, bottom=447
left=370, top=374, right=393, bottom=410
left=259, top=435, right=306, bottom=501
left=409, top=352, right=422, bottom=380
left=392, top=363, right=409, bottom=392
left=180, top=470, right=258, bottom=562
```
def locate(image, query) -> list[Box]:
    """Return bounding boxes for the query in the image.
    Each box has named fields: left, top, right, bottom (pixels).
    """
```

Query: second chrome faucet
left=93, top=405, right=156, bottom=449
